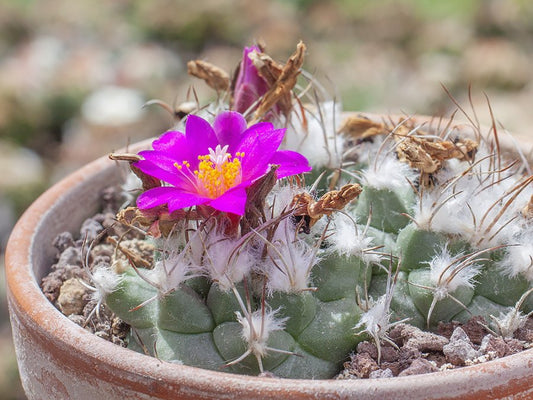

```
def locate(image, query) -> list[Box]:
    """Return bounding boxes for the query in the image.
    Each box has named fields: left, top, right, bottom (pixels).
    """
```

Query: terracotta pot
left=5, top=115, right=533, bottom=399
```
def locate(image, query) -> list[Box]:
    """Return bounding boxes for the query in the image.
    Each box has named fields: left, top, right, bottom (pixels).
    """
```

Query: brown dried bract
left=396, top=139, right=441, bottom=174
left=339, top=116, right=423, bottom=141
left=109, top=153, right=161, bottom=191
left=251, top=41, right=306, bottom=122
left=396, top=136, right=478, bottom=175
left=292, top=183, right=362, bottom=232
left=117, top=206, right=200, bottom=238
left=249, top=49, right=284, bottom=87
left=339, top=117, right=390, bottom=139
left=187, top=60, right=230, bottom=92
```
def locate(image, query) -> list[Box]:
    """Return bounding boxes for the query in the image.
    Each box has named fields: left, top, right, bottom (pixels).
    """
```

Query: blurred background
left=2, top=0, right=533, bottom=397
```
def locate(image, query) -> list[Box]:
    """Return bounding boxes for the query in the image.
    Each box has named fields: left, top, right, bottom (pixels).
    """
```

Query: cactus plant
left=88, top=42, right=533, bottom=380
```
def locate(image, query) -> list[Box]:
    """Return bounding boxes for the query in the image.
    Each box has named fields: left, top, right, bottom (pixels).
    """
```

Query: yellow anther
left=194, top=148, right=243, bottom=198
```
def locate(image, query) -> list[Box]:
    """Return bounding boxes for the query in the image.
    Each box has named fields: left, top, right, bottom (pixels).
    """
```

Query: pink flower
left=134, top=111, right=311, bottom=215
left=233, top=46, right=269, bottom=114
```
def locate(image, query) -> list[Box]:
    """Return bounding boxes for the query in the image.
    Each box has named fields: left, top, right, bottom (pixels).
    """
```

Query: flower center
left=175, top=145, right=244, bottom=199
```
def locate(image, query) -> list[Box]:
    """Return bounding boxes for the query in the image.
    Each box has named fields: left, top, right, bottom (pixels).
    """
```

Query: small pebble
left=57, top=278, right=88, bottom=316
left=369, top=368, right=394, bottom=379
left=443, top=327, right=480, bottom=366
left=58, top=247, right=82, bottom=267
left=80, top=218, right=104, bottom=243
left=398, top=358, right=438, bottom=376
left=347, top=352, right=379, bottom=378
left=53, top=232, right=75, bottom=253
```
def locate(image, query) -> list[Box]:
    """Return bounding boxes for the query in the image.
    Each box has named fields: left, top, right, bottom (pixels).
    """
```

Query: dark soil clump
left=338, top=319, right=532, bottom=379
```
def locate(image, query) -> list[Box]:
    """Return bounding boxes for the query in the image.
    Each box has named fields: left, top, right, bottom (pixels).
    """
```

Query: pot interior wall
left=30, top=165, right=122, bottom=282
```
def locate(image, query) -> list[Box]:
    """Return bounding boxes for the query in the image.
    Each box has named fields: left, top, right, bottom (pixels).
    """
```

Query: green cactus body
left=396, top=223, right=448, bottom=271
left=408, top=268, right=475, bottom=325
left=355, top=186, right=413, bottom=233
left=106, top=253, right=366, bottom=378
left=474, top=257, right=529, bottom=307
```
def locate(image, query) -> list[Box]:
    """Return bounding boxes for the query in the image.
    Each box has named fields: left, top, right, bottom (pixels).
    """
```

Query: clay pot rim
left=5, top=113, right=533, bottom=398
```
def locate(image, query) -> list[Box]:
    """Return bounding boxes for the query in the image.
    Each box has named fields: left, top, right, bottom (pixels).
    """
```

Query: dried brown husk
left=292, top=183, right=362, bottom=232
left=116, top=206, right=199, bottom=238
left=187, top=60, right=230, bottom=92
left=396, top=136, right=478, bottom=174
left=251, top=41, right=306, bottom=122
left=339, top=116, right=391, bottom=140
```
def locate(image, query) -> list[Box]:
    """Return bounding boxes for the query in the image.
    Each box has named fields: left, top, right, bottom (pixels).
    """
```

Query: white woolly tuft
left=429, top=139, right=533, bottom=248
left=203, top=233, right=252, bottom=291
left=263, top=219, right=318, bottom=293
left=491, top=307, right=529, bottom=338
left=285, top=101, right=344, bottom=169
left=355, top=295, right=392, bottom=338
left=428, top=245, right=481, bottom=295
left=354, top=266, right=404, bottom=362
left=187, top=228, right=206, bottom=266
left=433, top=158, right=469, bottom=184
left=329, top=214, right=382, bottom=265
left=148, top=252, right=197, bottom=294
left=361, top=156, right=417, bottom=190
left=236, top=308, right=287, bottom=357
left=498, top=229, right=533, bottom=281
left=266, top=183, right=305, bottom=217
left=412, top=189, right=469, bottom=234
left=91, top=265, right=123, bottom=302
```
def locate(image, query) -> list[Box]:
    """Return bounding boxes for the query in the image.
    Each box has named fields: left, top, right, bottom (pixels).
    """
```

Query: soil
left=40, top=185, right=533, bottom=379
left=40, top=186, right=131, bottom=347
left=337, top=317, right=532, bottom=379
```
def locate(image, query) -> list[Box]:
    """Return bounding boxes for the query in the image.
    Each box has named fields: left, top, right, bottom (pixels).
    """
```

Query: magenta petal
left=151, top=130, right=185, bottom=152
left=207, top=187, right=247, bottom=215
left=150, top=131, right=196, bottom=164
left=134, top=159, right=195, bottom=190
left=269, top=150, right=312, bottom=178
left=134, top=159, right=179, bottom=186
left=240, top=121, right=275, bottom=141
left=137, top=150, right=190, bottom=176
left=238, top=127, right=286, bottom=181
left=137, top=187, right=208, bottom=213
left=137, top=149, right=177, bottom=166
left=167, top=192, right=209, bottom=213
left=186, top=114, right=218, bottom=156
left=233, top=46, right=269, bottom=114
left=213, top=111, right=247, bottom=150
left=137, top=187, right=185, bottom=209
left=233, top=84, right=259, bottom=114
